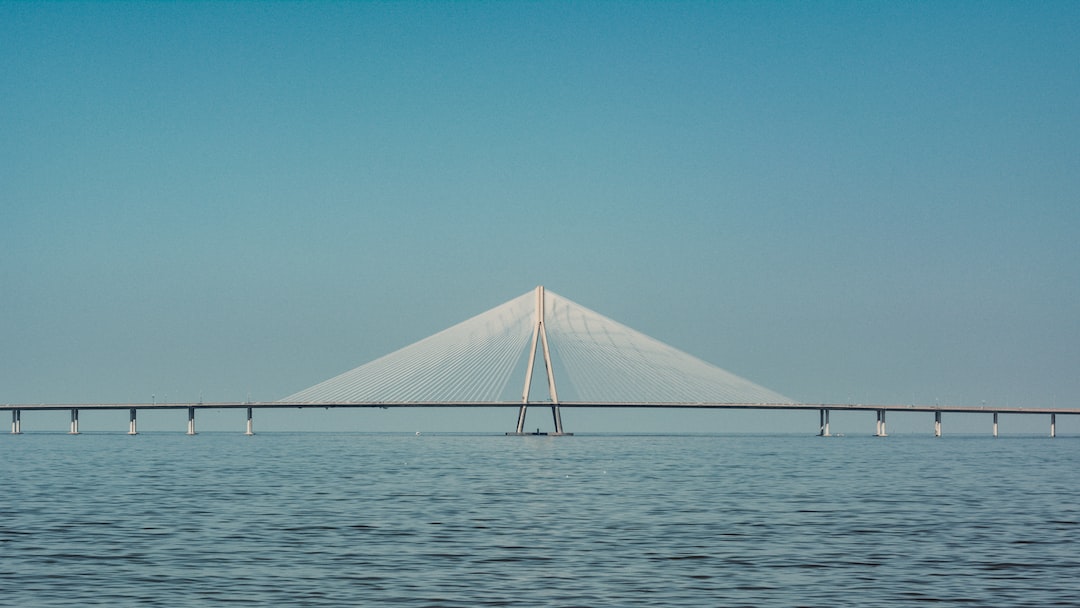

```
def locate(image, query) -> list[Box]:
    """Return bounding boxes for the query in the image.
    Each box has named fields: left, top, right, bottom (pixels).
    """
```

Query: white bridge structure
left=3, top=286, right=1078, bottom=436
left=283, top=285, right=793, bottom=435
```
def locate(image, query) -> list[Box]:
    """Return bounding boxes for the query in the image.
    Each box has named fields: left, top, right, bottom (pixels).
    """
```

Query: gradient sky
left=3, top=2, right=1078, bottom=434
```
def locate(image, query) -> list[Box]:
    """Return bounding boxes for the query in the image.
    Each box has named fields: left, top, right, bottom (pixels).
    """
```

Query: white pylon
left=514, top=286, right=565, bottom=435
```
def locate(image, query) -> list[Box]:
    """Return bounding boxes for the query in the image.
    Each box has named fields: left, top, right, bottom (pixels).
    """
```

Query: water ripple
left=2, top=433, right=1079, bottom=606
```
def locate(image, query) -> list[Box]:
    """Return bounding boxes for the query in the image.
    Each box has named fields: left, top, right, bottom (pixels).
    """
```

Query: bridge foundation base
left=505, top=432, right=574, bottom=437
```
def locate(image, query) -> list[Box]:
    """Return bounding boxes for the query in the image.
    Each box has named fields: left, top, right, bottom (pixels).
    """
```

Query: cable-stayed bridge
left=282, top=286, right=794, bottom=435
left=4, top=286, right=1078, bottom=436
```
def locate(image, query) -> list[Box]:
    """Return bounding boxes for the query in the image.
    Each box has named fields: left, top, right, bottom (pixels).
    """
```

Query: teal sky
left=3, top=2, right=1079, bottom=434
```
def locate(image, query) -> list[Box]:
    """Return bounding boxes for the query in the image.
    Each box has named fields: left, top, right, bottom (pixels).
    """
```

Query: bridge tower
left=511, top=286, right=568, bottom=435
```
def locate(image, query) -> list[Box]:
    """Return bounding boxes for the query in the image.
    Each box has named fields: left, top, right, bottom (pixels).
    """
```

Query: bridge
left=4, top=286, right=1078, bottom=436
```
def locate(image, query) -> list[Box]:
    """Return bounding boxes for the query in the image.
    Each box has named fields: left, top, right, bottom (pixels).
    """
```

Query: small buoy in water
left=415, top=431, right=421, bottom=436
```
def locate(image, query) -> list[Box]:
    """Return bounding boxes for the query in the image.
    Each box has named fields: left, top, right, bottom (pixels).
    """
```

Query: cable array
left=544, top=292, right=792, bottom=404
left=283, top=292, right=534, bottom=403
left=281, top=288, right=793, bottom=405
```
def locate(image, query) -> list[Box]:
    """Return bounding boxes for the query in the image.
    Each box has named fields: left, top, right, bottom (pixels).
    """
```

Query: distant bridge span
left=5, top=287, right=1076, bottom=436
left=3, top=401, right=1077, bottom=437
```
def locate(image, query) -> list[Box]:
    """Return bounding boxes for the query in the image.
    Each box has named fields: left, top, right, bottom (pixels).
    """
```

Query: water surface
left=2, top=433, right=1078, bottom=606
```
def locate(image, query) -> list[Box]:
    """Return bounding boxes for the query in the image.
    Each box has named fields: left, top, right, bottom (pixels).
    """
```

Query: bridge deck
left=5, top=401, right=1076, bottom=437
left=2, top=401, right=1077, bottom=415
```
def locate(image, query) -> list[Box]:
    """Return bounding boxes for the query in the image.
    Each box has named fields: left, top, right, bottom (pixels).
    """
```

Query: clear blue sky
left=3, top=2, right=1078, bottom=434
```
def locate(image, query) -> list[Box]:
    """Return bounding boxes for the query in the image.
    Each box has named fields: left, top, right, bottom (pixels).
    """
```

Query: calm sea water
left=2, top=432, right=1079, bottom=607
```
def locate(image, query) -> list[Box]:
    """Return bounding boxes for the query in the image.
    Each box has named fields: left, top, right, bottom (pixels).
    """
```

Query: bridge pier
left=1051, top=413, right=1056, bottom=438
left=993, top=412, right=999, bottom=437
left=514, top=405, right=528, bottom=434
left=11, top=410, right=21, bottom=434
left=69, top=408, right=80, bottom=434
left=934, top=411, right=942, bottom=437
left=129, top=408, right=138, bottom=435
left=245, top=407, right=254, bottom=435
left=874, top=410, right=887, bottom=437
left=818, top=409, right=831, bottom=437
left=551, top=405, right=564, bottom=435
left=187, top=407, right=196, bottom=435
left=508, top=404, right=571, bottom=435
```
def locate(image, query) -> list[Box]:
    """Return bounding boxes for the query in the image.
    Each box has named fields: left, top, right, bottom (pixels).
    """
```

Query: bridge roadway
left=3, top=401, right=1078, bottom=437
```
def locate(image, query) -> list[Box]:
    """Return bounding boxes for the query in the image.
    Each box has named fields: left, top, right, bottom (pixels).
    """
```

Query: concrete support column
left=934, top=411, right=942, bottom=438
left=875, top=410, right=888, bottom=437
left=69, top=409, right=80, bottom=435
left=128, top=408, right=138, bottom=435
left=187, top=407, right=196, bottom=435
left=819, top=409, right=831, bottom=437
left=993, top=412, right=999, bottom=438
left=1050, top=413, right=1056, bottom=438
left=514, top=405, right=528, bottom=435
left=245, top=407, right=254, bottom=436
left=551, top=406, right=564, bottom=435
left=12, top=410, right=22, bottom=434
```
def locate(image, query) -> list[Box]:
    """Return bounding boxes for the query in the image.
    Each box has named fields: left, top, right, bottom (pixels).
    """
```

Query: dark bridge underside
left=3, top=401, right=1077, bottom=415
